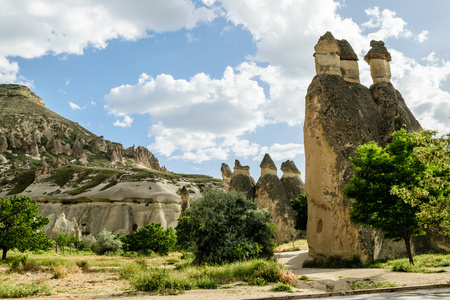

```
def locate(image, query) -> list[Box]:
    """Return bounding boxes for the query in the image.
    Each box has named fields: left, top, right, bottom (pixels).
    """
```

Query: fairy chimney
left=260, top=153, right=277, bottom=177
left=314, top=31, right=341, bottom=76
left=337, top=39, right=360, bottom=83
left=364, top=40, right=392, bottom=84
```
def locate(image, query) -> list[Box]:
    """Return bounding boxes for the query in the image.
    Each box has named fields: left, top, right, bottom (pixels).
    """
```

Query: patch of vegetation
left=0, top=283, right=50, bottom=298
left=370, top=254, right=449, bottom=273
left=302, top=256, right=363, bottom=268
left=347, top=278, right=396, bottom=290
left=6, top=169, right=36, bottom=195
left=46, top=165, right=85, bottom=187
left=66, top=168, right=122, bottom=195
left=270, top=282, right=293, bottom=293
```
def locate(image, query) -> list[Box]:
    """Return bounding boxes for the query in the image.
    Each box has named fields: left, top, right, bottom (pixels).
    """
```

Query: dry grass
left=274, top=239, right=308, bottom=252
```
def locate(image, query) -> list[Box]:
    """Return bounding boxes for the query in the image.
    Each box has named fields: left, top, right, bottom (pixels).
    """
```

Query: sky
left=1, top=0, right=449, bottom=180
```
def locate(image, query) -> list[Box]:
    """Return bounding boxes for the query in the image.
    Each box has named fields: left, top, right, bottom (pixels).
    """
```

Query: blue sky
left=1, top=0, right=449, bottom=180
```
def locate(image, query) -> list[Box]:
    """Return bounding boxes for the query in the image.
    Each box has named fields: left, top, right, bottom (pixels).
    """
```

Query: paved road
left=324, top=288, right=450, bottom=299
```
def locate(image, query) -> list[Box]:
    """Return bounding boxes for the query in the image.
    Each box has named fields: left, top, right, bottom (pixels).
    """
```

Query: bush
left=0, top=283, right=50, bottom=298
left=92, top=230, right=123, bottom=255
left=189, top=187, right=276, bottom=264
left=271, top=282, right=293, bottom=293
left=290, top=194, right=307, bottom=231
left=126, top=223, right=176, bottom=256
left=175, top=212, right=197, bottom=251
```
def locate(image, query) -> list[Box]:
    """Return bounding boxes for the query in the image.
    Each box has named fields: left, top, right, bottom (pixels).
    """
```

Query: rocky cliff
left=304, top=32, right=422, bottom=263
left=0, top=84, right=220, bottom=236
left=222, top=155, right=305, bottom=242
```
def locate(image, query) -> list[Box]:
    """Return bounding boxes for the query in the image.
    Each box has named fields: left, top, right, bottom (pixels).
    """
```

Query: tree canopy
left=188, top=187, right=276, bottom=264
left=290, top=194, right=308, bottom=231
left=343, top=129, right=449, bottom=264
left=126, top=223, right=176, bottom=256
left=0, top=195, right=52, bottom=260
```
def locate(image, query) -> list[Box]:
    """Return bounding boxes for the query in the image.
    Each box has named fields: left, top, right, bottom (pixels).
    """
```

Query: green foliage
left=270, top=282, right=293, bottom=293
left=6, top=170, right=36, bottom=195
left=290, top=194, right=307, bottom=231
left=174, top=212, right=197, bottom=251
left=126, top=223, right=176, bottom=256
left=370, top=253, right=450, bottom=272
left=347, top=279, right=396, bottom=290
left=0, top=283, right=50, bottom=298
left=67, top=168, right=122, bottom=195
left=343, top=129, right=433, bottom=264
left=91, top=230, right=123, bottom=255
left=0, top=196, right=53, bottom=260
left=189, top=187, right=276, bottom=264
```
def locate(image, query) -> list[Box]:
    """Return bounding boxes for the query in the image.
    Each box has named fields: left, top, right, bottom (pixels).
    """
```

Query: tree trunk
left=1, top=248, right=7, bottom=260
left=403, top=233, right=414, bottom=265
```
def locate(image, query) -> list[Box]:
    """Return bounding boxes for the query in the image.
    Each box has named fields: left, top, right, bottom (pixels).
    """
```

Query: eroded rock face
left=304, top=34, right=421, bottom=263
left=220, top=163, right=233, bottom=189
left=51, top=213, right=82, bottom=240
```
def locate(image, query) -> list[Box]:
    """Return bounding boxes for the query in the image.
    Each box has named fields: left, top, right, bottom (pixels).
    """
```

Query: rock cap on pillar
left=221, top=163, right=233, bottom=187
left=337, top=39, right=360, bottom=83
left=233, top=159, right=251, bottom=176
left=314, top=31, right=341, bottom=76
left=281, top=160, right=302, bottom=179
left=260, top=153, right=277, bottom=177
left=364, top=40, right=392, bottom=84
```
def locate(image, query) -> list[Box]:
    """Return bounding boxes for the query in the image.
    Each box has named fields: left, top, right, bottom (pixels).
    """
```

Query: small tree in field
left=343, top=129, right=449, bottom=265
left=290, top=194, right=308, bottom=231
left=0, top=195, right=53, bottom=260
left=189, top=187, right=276, bottom=264
left=126, top=223, right=176, bottom=256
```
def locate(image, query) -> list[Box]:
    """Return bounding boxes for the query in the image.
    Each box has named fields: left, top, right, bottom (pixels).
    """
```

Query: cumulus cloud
left=113, top=115, right=134, bottom=127
left=105, top=0, right=450, bottom=164
left=415, top=30, right=429, bottom=43
left=69, top=101, right=83, bottom=110
left=0, top=0, right=216, bottom=83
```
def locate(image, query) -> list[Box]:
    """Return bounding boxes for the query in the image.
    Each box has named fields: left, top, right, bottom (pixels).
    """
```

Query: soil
left=3, top=251, right=450, bottom=300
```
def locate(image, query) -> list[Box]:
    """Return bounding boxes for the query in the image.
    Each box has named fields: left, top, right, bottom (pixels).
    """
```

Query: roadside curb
left=244, top=283, right=450, bottom=299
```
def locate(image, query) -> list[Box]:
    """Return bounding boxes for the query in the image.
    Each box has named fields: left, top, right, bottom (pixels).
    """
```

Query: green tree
left=175, top=210, right=198, bottom=251
left=343, top=129, right=449, bottom=265
left=126, top=223, right=176, bottom=256
left=92, top=230, right=123, bottom=255
left=189, top=187, right=276, bottom=264
left=290, top=194, right=308, bottom=231
left=0, top=195, right=53, bottom=260
left=391, top=130, right=450, bottom=235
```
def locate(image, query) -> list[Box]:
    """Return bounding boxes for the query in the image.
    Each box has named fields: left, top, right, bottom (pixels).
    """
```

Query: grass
left=274, top=239, right=308, bottom=252
left=6, top=169, right=36, bottom=195
left=0, top=283, right=50, bottom=298
left=370, top=253, right=450, bottom=273
left=128, top=258, right=297, bottom=294
left=347, top=279, right=396, bottom=290
left=271, top=282, right=293, bottom=293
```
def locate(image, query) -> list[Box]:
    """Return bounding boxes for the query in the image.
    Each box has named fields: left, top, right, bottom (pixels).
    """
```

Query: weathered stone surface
left=364, top=40, right=392, bottom=84
left=51, top=212, right=82, bottom=240
left=304, top=61, right=421, bottom=263
left=337, top=39, right=360, bottom=83
left=260, top=153, right=277, bottom=176
left=255, top=173, right=296, bottom=242
left=180, top=186, right=190, bottom=218
left=233, top=159, right=251, bottom=176
left=229, top=174, right=256, bottom=200
left=314, top=31, right=341, bottom=76
left=220, top=163, right=233, bottom=189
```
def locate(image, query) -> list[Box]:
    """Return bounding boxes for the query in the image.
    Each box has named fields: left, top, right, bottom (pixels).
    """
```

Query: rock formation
left=223, top=155, right=305, bottom=242
left=179, top=186, right=190, bottom=218
left=304, top=32, right=422, bottom=263
left=51, top=213, right=82, bottom=240
left=220, top=163, right=233, bottom=189
left=228, top=160, right=256, bottom=200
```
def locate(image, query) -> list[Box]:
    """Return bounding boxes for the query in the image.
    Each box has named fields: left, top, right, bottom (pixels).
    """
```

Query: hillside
left=0, top=84, right=220, bottom=235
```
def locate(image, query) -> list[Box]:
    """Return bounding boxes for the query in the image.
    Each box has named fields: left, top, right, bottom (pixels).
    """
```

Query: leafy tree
left=343, top=129, right=449, bottom=265
left=126, top=223, right=176, bottom=256
left=55, top=232, right=69, bottom=255
left=0, top=195, right=53, bottom=260
left=175, top=210, right=198, bottom=251
left=92, top=230, right=123, bottom=255
left=290, top=194, right=308, bottom=231
left=391, top=130, right=450, bottom=234
left=189, top=187, right=276, bottom=264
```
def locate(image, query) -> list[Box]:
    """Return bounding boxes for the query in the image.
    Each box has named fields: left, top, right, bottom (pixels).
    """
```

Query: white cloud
left=105, top=1, right=450, bottom=163
left=69, top=101, right=83, bottom=110
left=0, top=0, right=216, bottom=83
left=415, top=30, right=429, bottom=43
left=113, top=115, right=134, bottom=127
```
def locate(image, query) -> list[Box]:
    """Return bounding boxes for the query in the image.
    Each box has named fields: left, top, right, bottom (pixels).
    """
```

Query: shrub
left=92, top=230, right=123, bottom=255
left=52, top=265, right=68, bottom=279
left=126, top=223, right=176, bottom=256
left=271, top=282, right=293, bottom=293
left=189, top=187, right=276, bottom=264
left=0, top=283, right=50, bottom=298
